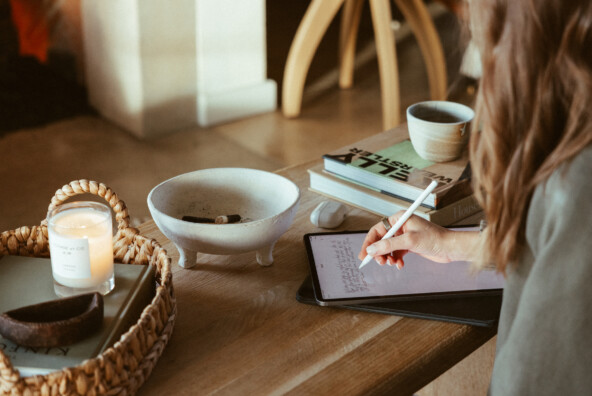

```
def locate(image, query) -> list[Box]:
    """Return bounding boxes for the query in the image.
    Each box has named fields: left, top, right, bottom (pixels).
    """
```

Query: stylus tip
left=358, top=255, right=372, bottom=269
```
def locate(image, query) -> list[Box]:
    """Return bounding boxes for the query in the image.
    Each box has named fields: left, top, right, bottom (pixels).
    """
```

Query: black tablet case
left=296, top=275, right=502, bottom=327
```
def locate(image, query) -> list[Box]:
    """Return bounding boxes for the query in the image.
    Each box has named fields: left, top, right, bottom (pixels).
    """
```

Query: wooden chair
left=282, top=0, right=447, bottom=130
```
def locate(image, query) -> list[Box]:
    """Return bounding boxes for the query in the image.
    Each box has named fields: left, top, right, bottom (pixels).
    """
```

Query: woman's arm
left=358, top=212, right=481, bottom=268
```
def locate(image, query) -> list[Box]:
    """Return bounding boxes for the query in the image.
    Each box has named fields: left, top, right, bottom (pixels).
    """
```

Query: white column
left=82, top=0, right=276, bottom=138
left=195, top=0, right=277, bottom=127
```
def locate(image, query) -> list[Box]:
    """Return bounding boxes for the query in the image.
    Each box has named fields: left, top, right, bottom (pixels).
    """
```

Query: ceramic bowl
left=147, top=168, right=300, bottom=268
left=407, top=101, right=475, bottom=162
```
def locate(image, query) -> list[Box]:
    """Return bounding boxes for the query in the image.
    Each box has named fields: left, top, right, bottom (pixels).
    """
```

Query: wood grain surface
left=137, top=159, right=495, bottom=396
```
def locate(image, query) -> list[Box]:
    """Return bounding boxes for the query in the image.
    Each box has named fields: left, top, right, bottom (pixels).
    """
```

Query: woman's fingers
left=358, top=210, right=408, bottom=260
left=359, top=212, right=458, bottom=265
left=358, top=223, right=387, bottom=259
left=369, top=231, right=418, bottom=257
left=359, top=211, right=482, bottom=268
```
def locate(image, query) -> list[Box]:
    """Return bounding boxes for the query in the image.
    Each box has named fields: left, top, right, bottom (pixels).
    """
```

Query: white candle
left=47, top=202, right=115, bottom=296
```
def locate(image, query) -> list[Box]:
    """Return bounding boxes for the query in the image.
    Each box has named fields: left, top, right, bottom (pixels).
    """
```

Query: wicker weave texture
left=0, top=180, right=176, bottom=395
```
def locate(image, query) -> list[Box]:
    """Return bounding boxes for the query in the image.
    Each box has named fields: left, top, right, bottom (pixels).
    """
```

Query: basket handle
left=45, top=180, right=131, bottom=231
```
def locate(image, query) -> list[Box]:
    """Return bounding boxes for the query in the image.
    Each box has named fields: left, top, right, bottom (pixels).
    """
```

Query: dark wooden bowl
left=0, top=292, right=103, bottom=347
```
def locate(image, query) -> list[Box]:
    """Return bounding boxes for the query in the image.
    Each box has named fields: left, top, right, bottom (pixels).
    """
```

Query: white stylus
left=359, top=180, right=439, bottom=269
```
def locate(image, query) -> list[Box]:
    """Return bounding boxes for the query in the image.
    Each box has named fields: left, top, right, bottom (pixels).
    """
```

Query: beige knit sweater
left=489, top=146, right=592, bottom=395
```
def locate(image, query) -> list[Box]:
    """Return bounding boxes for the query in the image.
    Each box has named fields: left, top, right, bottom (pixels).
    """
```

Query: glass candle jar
left=47, top=201, right=115, bottom=297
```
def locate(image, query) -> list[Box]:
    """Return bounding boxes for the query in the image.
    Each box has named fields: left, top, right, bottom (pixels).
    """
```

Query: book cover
left=308, top=165, right=482, bottom=226
left=0, top=255, right=155, bottom=377
left=322, top=126, right=473, bottom=209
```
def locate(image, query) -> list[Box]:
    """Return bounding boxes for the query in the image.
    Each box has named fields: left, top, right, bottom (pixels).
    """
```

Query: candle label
left=49, top=232, right=92, bottom=279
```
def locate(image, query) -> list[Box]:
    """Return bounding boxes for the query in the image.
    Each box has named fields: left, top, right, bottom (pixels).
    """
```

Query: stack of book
left=308, top=127, right=482, bottom=225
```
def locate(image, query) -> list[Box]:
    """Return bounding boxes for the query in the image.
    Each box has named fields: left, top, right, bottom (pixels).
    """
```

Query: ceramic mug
left=406, top=101, right=475, bottom=162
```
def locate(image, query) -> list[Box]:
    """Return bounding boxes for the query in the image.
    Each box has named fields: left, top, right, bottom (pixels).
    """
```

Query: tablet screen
left=305, top=229, right=504, bottom=305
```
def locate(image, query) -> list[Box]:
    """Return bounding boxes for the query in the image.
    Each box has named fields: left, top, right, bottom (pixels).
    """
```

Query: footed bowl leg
left=256, top=242, right=276, bottom=266
left=175, top=244, right=198, bottom=268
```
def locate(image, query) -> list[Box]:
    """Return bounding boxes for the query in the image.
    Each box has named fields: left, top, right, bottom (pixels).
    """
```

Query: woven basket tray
left=0, top=180, right=176, bottom=395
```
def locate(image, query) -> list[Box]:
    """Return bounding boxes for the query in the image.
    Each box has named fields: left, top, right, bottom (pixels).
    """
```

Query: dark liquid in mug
left=412, top=108, right=464, bottom=123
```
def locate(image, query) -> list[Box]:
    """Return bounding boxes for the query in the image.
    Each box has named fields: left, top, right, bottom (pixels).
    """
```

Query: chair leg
left=282, top=0, right=346, bottom=118
left=369, top=0, right=400, bottom=129
left=394, top=0, right=447, bottom=100
left=339, top=0, right=365, bottom=89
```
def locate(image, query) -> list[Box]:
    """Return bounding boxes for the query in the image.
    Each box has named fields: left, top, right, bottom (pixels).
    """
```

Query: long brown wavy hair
left=468, top=0, right=592, bottom=273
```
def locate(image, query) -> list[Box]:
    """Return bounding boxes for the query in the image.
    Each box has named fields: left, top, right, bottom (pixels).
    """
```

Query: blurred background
left=0, top=0, right=475, bottom=231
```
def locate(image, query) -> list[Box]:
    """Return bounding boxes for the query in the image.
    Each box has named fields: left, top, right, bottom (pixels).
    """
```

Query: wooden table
left=138, top=160, right=496, bottom=395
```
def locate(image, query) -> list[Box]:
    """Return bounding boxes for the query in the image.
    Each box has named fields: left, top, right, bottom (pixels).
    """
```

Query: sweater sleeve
left=489, top=147, right=592, bottom=396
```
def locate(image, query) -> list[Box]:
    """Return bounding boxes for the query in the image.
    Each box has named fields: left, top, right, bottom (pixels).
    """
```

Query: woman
left=359, top=0, right=592, bottom=394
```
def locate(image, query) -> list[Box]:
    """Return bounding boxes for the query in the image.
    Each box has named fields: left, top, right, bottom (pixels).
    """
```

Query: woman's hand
left=357, top=211, right=480, bottom=268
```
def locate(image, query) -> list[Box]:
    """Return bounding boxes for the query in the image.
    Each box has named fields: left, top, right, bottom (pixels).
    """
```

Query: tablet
left=303, top=229, right=504, bottom=306
left=296, top=275, right=502, bottom=327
